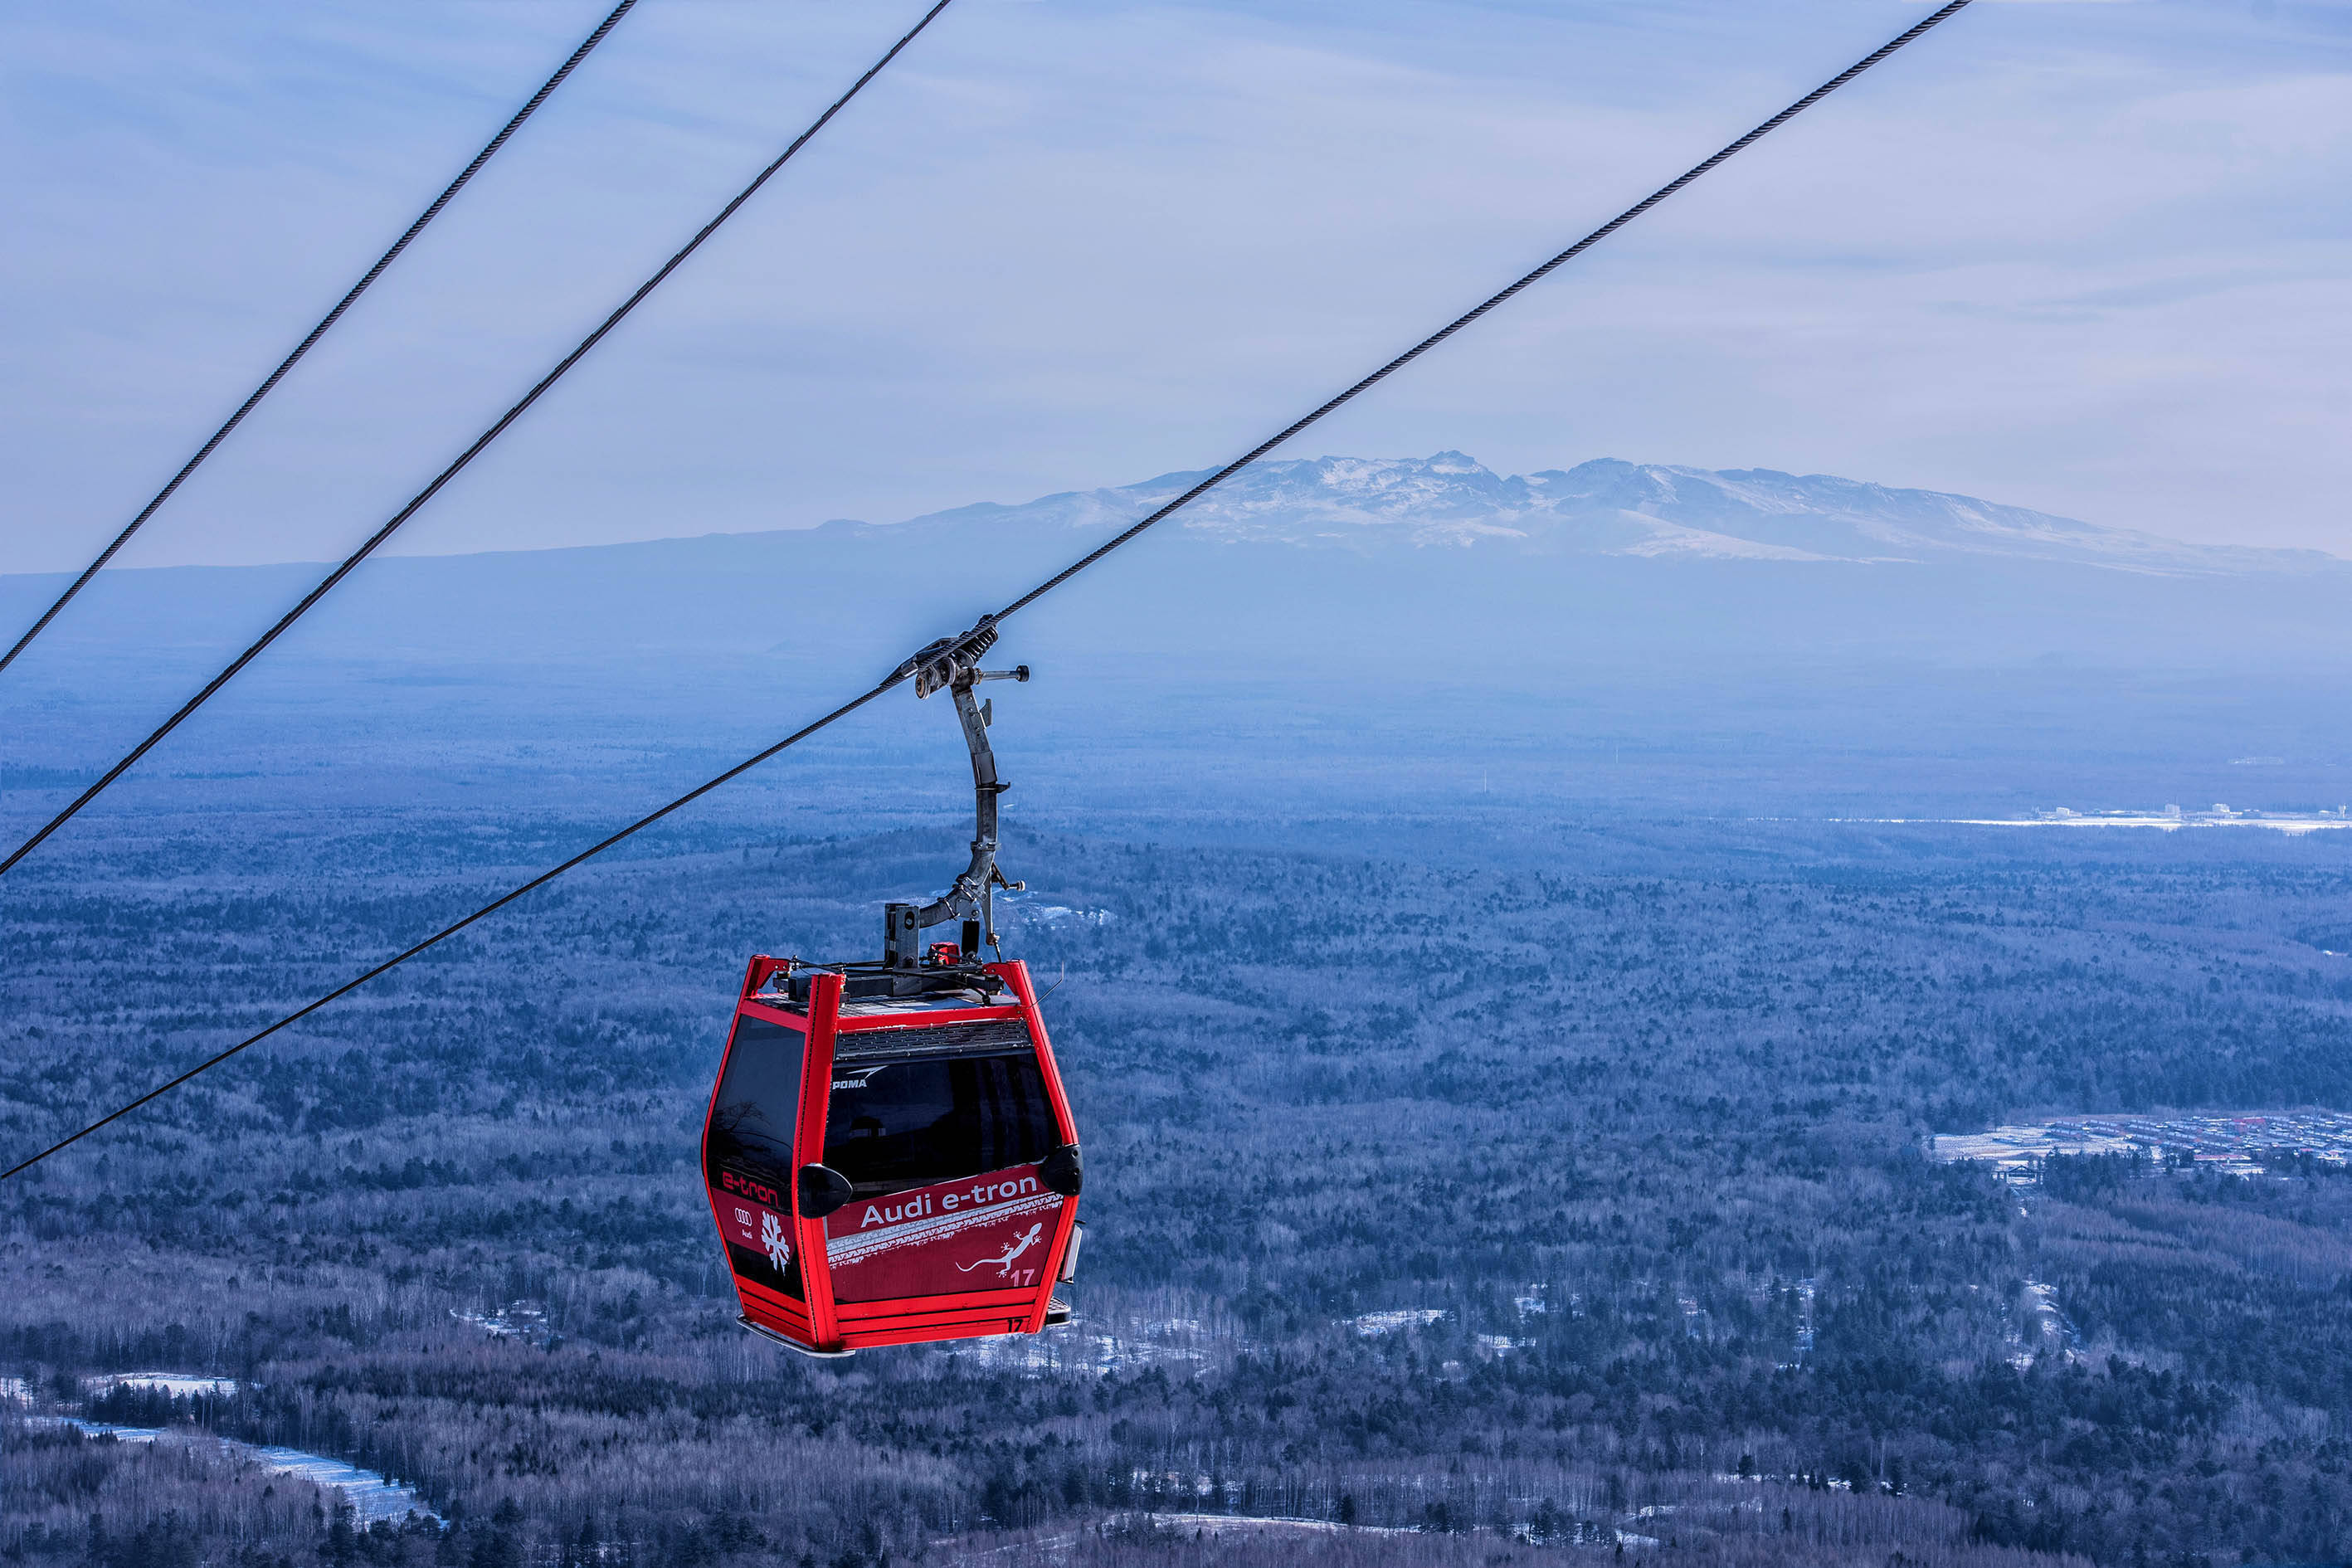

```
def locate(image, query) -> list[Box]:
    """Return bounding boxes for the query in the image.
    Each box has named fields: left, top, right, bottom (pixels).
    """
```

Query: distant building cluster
left=1935, top=1110, right=2352, bottom=1184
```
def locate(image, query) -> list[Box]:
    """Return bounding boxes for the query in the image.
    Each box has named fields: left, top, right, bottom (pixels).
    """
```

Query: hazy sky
left=2, top=0, right=2348, bottom=572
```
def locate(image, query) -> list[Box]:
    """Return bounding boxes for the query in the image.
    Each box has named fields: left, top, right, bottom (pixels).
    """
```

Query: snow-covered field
left=947, top=1316, right=1210, bottom=1378
left=85, top=1372, right=240, bottom=1399
left=1952, top=816, right=2352, bottom=835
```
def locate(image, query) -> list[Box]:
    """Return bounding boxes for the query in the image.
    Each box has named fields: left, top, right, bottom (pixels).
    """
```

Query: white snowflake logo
left=761, top=1210, right=791, bottom=1272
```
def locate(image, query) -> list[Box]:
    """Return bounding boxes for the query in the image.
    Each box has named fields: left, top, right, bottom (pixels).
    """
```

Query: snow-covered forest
left=7, top=704, right=2352, bottom=1568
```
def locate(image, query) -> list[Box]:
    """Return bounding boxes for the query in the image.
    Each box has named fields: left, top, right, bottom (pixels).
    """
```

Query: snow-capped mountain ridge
left=908, top=453, right=2337, bottom=577
left=7, top=451, right=2345, bottom=679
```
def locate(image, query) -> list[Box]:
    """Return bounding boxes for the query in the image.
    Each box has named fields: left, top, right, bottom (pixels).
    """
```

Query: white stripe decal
left=828, top=1192, right=1064, bottom=1266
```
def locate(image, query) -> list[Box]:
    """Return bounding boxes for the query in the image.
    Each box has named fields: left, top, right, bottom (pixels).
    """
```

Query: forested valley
left=7, top=736, right=2352, bottom=1568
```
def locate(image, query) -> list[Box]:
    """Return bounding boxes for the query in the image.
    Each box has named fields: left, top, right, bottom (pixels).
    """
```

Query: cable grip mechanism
left=884, top=617, right=1031, bottom=970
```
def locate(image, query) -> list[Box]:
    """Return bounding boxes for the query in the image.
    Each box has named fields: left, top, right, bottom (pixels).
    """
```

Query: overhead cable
left=0, top=0, right=960, bottom=879
left=0, top=0, right=642, bottom=679
left=0, top=680, right=898, bottom=1185
left=0, top=0, right=1973, bottom=1181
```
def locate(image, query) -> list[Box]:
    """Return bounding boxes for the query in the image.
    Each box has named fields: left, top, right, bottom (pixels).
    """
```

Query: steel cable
left=0, top=679, right=898, bottom=1183
left=0, top=0, right=960, bottom=879
left=0, top=0, right=641, bottom=679
left=0, top=0, right=1971, bottom=1181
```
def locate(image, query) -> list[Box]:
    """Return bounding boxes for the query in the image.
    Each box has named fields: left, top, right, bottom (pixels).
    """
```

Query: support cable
left=0, top=0, right=1971, bottom=1181
left=0, top=0, right=960, bottom=879
left=0, top=679, right=899, bottom=1184
left=0, top=0, right=642, bottom=679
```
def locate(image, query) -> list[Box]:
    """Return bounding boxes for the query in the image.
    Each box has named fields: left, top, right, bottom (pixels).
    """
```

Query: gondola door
left=807, top=961, right=1082, bottom=1350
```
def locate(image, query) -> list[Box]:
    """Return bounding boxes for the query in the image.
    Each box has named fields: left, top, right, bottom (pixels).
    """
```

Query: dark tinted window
left=824, top=1052, right=1058, bottom=1196
left=704, top=1015, right=803, bottom=1191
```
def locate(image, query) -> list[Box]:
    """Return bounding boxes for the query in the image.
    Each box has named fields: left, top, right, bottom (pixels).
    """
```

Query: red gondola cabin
left=703, top=950, right=1083, bottom=1356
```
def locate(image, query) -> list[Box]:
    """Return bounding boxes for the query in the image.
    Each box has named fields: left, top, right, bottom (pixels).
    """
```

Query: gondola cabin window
left=704, top=1015, right=804, bottom=1297
left=824, top=1052, right=1057, bottom=1198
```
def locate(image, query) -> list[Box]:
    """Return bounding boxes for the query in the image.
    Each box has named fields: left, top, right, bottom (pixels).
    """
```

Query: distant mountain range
left=895, top=452, right=2343, bottom=578
left=2, top=455, right=2347, bottom=694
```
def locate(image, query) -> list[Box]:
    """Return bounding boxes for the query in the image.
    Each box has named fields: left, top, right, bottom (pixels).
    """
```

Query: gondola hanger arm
left=884, top=619, right=1031, bottom=967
